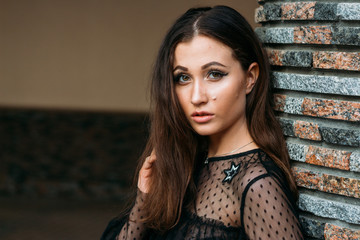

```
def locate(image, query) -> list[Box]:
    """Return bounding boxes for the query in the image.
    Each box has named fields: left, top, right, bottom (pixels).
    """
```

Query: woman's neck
left=207, top=121, right=255, bottom=158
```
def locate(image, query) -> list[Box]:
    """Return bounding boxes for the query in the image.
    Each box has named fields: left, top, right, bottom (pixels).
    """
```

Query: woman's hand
left=137, top=150, right=156, bottom=193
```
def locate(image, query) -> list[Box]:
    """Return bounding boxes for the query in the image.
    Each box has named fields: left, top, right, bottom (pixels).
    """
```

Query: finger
left=142, top=156, right=155, bottom=170
left=150, top=149, right=156, bottom=157
left=147, top=151, right=156, bottom=164
left=148, top=154, right=156, bottom=164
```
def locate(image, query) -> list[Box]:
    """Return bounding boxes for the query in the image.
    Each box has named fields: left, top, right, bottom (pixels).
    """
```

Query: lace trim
left=206, top=148, right=261, bottom=163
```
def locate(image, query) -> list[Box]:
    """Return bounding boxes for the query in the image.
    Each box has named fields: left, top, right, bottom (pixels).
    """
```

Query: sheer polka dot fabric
left=101, top=149, right=303, bottom=240
left=243, top=177, right=302, bottom=239
left=117, top=192, right=147, bottom=240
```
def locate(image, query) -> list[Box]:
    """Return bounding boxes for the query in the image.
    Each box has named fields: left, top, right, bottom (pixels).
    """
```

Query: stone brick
left=332, top=27, right=360, bottom=46
left=273, top=94, right=286, bottom=112
left=254, top=27, right=266, bottom=42
left=292, top=26, right=360, bottom=46
left=267, top=49, right=312, bottom=67
left=320, top=126, right=360, bottom=147
left=337, top=3, right=360, bottom=20
left=350, top=152, right=360, bottom=173
left=275, top=95, right=360, bottom=122
left=280, top=117, right=359, bottom=147
left=324, top=223, right=360, bottom=240
left=274, top=94, right=303, bottom=114
left=294, top=120, right=321, bottom=141
left=285, top=97, right=303, bottom=115
left=264, top=3, right=281, bottom=21
left=286, top=142, right=307, bottom=162
left=302, top=98, right=360, bottom=122
left=298, top=194, right=360, bottom=224
left=278, top=118, right=295, bottom=137
left=305, top=145, right=351, bottom=170
left=255, top=27, right=294, bottom=44
left=313, top=51, right=360, bottom=71
left=271, top=72, right=360, bottom=96
left=255, top=3, right=282, bottom=23
left=314, top=3, right=338, bottom=20
left=255, top=6, right=266, bottom=23
left=294, top=26, right=332, bottom=44
left=293, top=166, right=360, bottom=198
left=322, top=174, right=360, bottom=199
left=267, top=27, right=294, bottom=44
left=258, top=26, right=360, bottom=46
left=256, top=3, right=360, bottom=23
left=299, top=215, right=325, bottom=239
left=255, top=2, right=338, bottom=22
left=281, top=2, right=316, bottom=20
left=267, top=49, right=284, bottom=66
left=292, top=167, right=321, bottom=190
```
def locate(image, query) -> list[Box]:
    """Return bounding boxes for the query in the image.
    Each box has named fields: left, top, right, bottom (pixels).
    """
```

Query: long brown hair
left=136, top=5, right=297, bottom=232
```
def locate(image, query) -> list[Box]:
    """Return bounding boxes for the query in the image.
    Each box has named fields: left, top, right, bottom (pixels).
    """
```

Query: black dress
left=101, top=149, right=304, bottom=240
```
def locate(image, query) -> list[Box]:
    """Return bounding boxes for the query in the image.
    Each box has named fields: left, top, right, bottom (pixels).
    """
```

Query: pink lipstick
left=191, top=111, right=214, bottom=123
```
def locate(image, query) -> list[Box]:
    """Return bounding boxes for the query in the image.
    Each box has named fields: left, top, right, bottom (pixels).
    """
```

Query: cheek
left=175, top=88, right=189, bottom=111
left=208, top=80, right=245, bottom=104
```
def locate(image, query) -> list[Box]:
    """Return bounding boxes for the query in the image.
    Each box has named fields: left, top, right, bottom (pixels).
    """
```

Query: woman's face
left=173, top=35, right=257, bottom=138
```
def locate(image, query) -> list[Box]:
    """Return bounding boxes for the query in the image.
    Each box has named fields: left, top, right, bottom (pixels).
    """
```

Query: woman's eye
left=176, top=74, right=191, bottom=84
left=208, top=71, right=227, bottom=80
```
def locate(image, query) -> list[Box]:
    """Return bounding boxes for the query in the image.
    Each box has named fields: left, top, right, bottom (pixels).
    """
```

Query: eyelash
left=174, top=73, right=190, bottom=83
left=174, top=69, right=228, bottom=84
left=207, top=69, right=228, bottom=79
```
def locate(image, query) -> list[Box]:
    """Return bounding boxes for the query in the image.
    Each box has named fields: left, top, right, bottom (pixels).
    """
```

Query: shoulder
left=242, top=174, right=285, bottom=204
left=237, top=150, right=295, bottom=211
left=239, top=149, right=285, bottom=184
left=239, top=150, right=290, bottom=204
left=237, top=149, right=272, bottom=184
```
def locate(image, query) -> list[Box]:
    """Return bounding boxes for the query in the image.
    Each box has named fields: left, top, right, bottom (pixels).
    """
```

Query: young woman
left=102, top=5, right=304, bottom=240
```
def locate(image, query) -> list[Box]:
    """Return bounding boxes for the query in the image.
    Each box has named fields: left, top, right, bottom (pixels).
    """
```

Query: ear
left=245, top=62, right=259, bottom=94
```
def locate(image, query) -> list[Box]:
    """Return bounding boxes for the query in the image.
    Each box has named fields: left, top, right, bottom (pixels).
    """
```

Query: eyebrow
left=173, top=66, right=188, bottom=72
left=173, top=61, right=226, bottom=72
left=201, top=61, right=226, bottom=69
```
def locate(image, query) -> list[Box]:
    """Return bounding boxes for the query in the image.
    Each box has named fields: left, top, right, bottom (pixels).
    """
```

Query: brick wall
left=0, top=108, right=148, bottom=200
left=255, top=1, right=360, bottom=239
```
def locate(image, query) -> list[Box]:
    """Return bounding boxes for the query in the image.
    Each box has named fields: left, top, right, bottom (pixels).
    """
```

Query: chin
left=191, top=125, right=218, bottom=136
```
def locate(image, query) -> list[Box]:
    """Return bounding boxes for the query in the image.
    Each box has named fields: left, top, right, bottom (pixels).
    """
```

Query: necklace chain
left=205, top=140, right=254, bottom=164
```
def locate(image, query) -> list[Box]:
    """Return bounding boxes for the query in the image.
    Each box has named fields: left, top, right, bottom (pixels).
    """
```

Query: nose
left=191, top=79, right=208, bottom=106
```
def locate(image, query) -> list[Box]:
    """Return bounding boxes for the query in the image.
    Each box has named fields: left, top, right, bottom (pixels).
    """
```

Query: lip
left=191, top=111, right=214, bottom=123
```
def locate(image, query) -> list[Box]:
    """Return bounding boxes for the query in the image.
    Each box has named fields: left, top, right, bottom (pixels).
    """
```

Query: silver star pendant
left=222, top=162, right=240, bottom=183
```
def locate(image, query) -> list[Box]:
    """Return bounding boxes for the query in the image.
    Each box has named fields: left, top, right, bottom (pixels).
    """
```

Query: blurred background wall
left=1, top=0, right=258, bottom=112
left=0, top=0, right=258, bottom=198
left=0, top=1, right=258, bottom=239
